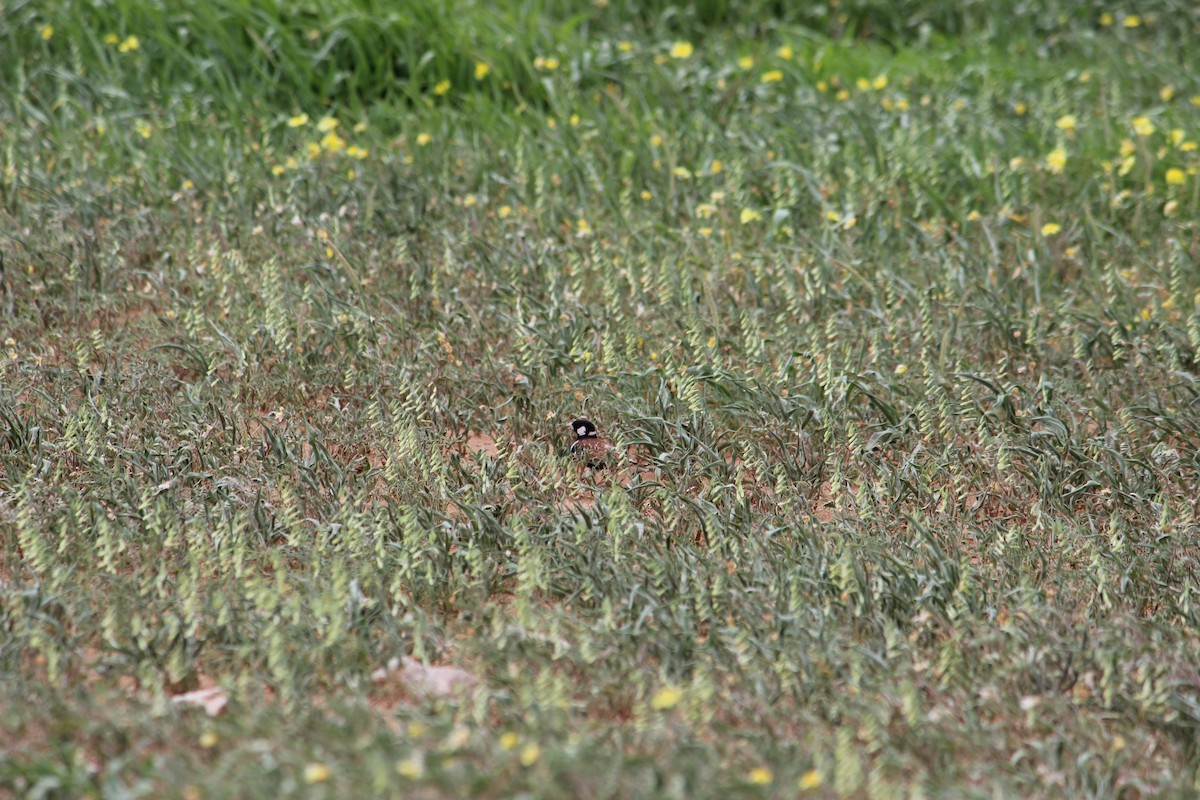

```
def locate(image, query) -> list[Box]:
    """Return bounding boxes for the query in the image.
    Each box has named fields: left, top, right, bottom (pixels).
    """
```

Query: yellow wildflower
left=670, top=41, right=694, bottom=59
left=433, top=80, right=451, bottom=95
left=651, top=685, right=682, bottom=710
left=761, top=70, right=784, bottom=83
left=872, top=74, right=888, bottom=90
left=519, top=744, right=541, bottom=766
left=1041, top=222, right=1062, bottom=236
left=416, top=132, right=432, bottom=146
left=288, top=113, right=309, bottom=128
left=1166, top=168, right=1186, bottom=185
left=777, top=45, right=794, bottom=60
left=475, top=62, right=490, bottom=80
left=738, top=56, right=754, bottom=70
left=1045, top=147, right=1067, bottom=174
left=739, top=208, right=762, bottom=224
left=748, top=768, right=773, bottom=785
left=1055, top=114, right=1077, bottom=132
left=303, top=764, right=331, bottom=784
left=118, top=35, right=139, bottom=52
left=41, top=25, right=53, bottom=40
left=1132, top=116, right=1155, bottom=136
left=799, top=769, right=823, bottom=790
left=320, top=131, right=346, bottom=152
left=1123, top=15, right=1140, bottom=27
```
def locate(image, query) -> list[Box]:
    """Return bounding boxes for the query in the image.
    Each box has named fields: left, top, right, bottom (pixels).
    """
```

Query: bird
left=569, top=418, right=616, bottom=469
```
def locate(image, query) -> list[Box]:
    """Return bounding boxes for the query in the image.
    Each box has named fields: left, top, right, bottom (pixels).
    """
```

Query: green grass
left=3, top=1, right=1200, bottom=797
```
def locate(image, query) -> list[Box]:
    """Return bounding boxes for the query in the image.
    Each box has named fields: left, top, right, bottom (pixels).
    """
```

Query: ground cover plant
left=3, top=0, right=1200, bottom=797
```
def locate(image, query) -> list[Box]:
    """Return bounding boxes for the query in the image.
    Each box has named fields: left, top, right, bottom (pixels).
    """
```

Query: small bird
left=569, top=418, right=615, bottom=469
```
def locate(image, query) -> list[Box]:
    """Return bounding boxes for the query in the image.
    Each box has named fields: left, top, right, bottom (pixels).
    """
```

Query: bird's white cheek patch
left=577, top=426, right=588, bottom=436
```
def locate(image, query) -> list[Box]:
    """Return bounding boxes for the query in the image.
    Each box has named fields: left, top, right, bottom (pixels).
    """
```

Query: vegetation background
left=3, top=0, right=1200, bottom=796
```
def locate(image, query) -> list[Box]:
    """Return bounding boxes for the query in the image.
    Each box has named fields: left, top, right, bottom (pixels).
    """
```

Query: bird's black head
left=570, top=418, right=598, bottom=439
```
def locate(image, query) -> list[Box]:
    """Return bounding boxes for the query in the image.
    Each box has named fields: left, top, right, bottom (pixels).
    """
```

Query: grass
left=3, top=0, right=1200, bottom=797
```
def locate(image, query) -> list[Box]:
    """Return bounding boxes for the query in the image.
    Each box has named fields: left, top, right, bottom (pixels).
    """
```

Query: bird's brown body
left=569, top=419, right=614, bottom=468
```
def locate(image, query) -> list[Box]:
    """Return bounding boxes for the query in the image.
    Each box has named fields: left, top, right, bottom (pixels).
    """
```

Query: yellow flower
left=416, top=132, right=432, bottom=146
left=1119, top=138, right=1136, bottom=157
left=271, top=165, right=286, bottom=176
left=346, top=145, right=368, bottom=159
left=698, top=227, right=713, bottom=237
left=475, top=62, right=490, bottom=80
left=395, top=757, right=423, bottom=778
left=1100, top=12, right=1113, bottom=25
left=1123, top=14, right=1140, bottom=28
left=651, top=685, right=683, bottom=710
left=320, top=131, right=346, bottom=152
left=894, top=364, right=908, bottom=375
left=640, top=190, right=652, bottom=201
left=519, top=744, right=541, bottom=766
left=287, top=113, right=309, bottom=128
left=798, top=769, right=823, bottom=790
left=317, top=116, right=339, bottom=132
left=1041, top=222, right=1062, bottom=236
left=576, top=218, right=592, bottom=237
left=1161, top=85, right=1175, bottom=102
left=305, top=142, right=322, bottom=158
left=40, top=25, right=53, bottom=40
left=1166, top=168, right=1186, bottom=185
left=748, top=767, right=773, bottom=785
left=104, top=33, right=119, bottom=44
left=118, top=35, right=139, bottom=53
left=462, top=194, right=477, bottom=207
left=434, top=80, right=451, bottom=95
left=710, top=160, right=723, bottom=174
left=1164, top=200, right=1179, bottom=217
left=761, top=70, right=784, bottom=83
left=835, top=89, right=850, bottom=101
left=1132, top=116, right=1155, bottom=136
left=498, top=205, right=512, bottom=218
left=966, top=210, right=981, bottom=221
left=673, top=166, right=692, bottom=179
left=199, top=731, right=219, bottom=748
left=739, top=208, right=762, bottom=224
left=1183, top=141, right=1198, bottom=152
left=1169, top=129, right=1184, bottom=146
left=135, top=120, right=153, bottom=139
left=855, top=77, right=870, bottom=90
left=649, top=133, right=663, bottom=147
left=569, top=114, right=580, bottom=126
left=777, top=45, right=794, bottom=60
left=737, top=56, right=754, bottom=70
left=670, top=41, right=694, bottom=59
left=303, top=763, right=331, bottom=784
left=1055, top=114, right=1077, bottom=132
left=696, top=203, right=717, bottom=219
left=618, top=41, right=633, bottom=52
left=181, top=179, right=194, bottom=190
left=871, top=74, right=888, bottom=90
left=1045, top=147, right=1067, bottom=174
